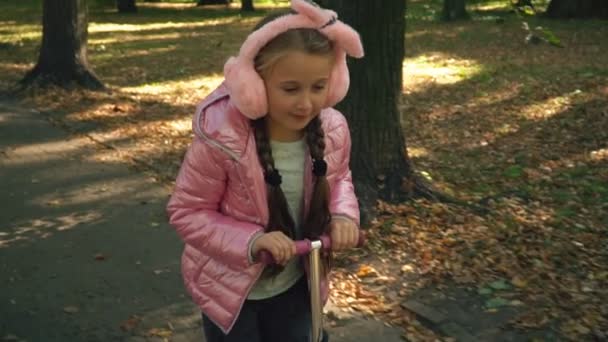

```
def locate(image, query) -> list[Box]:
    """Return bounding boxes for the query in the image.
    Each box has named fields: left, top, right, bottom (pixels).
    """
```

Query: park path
left=0, top=102, right=403, bottom=342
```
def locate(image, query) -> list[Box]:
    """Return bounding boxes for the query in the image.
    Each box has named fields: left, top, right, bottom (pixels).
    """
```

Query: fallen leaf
left=147, top=328, right=172, bottom=338
left=478, top=287, right=493, bottom=296
left=511, top=276, right=527, bottom=288
left=356, top=265, right=378, bottom=278
left=575, top=324, right=590, bottom=334
left=120, top=316, right=141, bottom=331
left=489, top=279, right=511, bottom=290
left=64, top=306, right=79, bottom=314
left=46, top=199, right=61, bottom=206
left=401, top=264, right=414, bottom=273
left=485, top=297, right=509, bottom=309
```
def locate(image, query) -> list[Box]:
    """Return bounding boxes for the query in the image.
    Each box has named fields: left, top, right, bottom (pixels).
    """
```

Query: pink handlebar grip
left=257, top=231, right=366, bottom=265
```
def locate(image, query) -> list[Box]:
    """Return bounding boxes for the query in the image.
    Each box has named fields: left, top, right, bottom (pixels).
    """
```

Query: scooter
left=258, top=233, right=365, bottom=342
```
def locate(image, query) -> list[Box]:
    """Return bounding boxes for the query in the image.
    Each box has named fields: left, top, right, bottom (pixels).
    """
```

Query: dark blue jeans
left=202, top=276, right=328, bottom=342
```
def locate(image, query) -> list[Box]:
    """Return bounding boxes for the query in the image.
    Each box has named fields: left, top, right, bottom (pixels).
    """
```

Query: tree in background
left=241, top=0, right=254, bottom=12
left=19, top=0, right=103, bottom=90
left=545, top=0, right=608, bottom=19
left=324, top=0, right=431, bottom=221
left=441, top=0, right=469, bottom=21
left=117, top=0, right=137, bottom=13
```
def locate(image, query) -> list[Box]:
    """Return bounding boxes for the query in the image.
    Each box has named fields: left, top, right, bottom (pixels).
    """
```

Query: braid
left=253, top=118, right=276, bottom=174
left=252, top=119, right=296, bottom=240
left=306, top=115, right=325, bottom=161
left=304, top=115, right=332, bottom=273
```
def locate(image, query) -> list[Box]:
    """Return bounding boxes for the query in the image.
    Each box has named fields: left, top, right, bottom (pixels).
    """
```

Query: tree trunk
left=117, top=0, right=137, bottom=13
left=441, top=0, right=469, bottom=21
left=325, top=0, right=419, bottom=222
left=545, top=0, right=608, bottom=19
left=19, top=0, right=103, bottom=90
left=241, top=0, right=254, bottom=12
left=316, top=0, right=330, bottom=8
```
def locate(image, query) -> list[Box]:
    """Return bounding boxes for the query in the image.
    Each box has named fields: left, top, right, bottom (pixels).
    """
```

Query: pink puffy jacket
left=166, top=83, right=360, bottom=333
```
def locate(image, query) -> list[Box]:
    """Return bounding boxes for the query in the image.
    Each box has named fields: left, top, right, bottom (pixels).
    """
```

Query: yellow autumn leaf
left=406, top=217, right=418, bottom=226
left=511, top=276, right=528, bottom=288
left=147, top=328, right=172, bottom=338
left=356, top=265, right=377, bottom=278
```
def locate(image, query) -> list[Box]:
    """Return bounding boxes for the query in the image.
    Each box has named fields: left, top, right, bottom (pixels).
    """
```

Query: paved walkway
left=0, top=102, right=403, bottom=342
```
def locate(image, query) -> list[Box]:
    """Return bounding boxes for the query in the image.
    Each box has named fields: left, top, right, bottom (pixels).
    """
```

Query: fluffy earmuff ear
left=292, top=0, right=336, bottom=26
left=224, top=57, right=268, bottom=119
left=325, top=49, right=350, bottom=108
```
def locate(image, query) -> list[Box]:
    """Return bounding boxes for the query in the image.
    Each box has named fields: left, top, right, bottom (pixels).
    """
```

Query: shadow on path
left=0, top=102, right=403, bottom=341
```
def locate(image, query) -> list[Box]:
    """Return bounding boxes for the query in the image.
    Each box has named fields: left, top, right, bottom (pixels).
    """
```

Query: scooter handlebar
left=257, top=230, right=366, bottom=265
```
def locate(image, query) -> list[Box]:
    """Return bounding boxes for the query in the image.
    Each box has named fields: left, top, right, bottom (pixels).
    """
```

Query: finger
left=285, top=239, right=296, bottom=259
left=272, top=243, right=284, bottom=264
left=331, top=224, right=341, bottom=250
left=271, top=235, right=286, bottom=263
left=279, top=239, right=291, bottom=265
left=348, top=224, right=359, bottom=248
left=273, top=233, right=287, bottom=261
left=279, top=234, right=295, bottom=264
left=334, top=223, right=345, bottom=250
left=351, top=227, right=360, bottom=247
left=339, top=223, right=350, bottom=250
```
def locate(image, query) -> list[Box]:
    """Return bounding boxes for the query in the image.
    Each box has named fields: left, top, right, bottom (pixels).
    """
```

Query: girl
left=166, top=1, right=364, bottom=341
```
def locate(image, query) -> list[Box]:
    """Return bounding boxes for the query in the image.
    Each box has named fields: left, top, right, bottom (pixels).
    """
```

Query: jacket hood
left=192, top=82, right=252, bottom=160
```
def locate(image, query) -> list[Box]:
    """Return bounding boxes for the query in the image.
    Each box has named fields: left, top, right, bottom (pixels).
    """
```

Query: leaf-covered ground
left=1, top=0, right=606, bottom=340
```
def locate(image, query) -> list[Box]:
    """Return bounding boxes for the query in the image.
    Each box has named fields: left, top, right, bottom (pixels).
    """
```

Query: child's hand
left=330, top=218, right=359, bottom=251
left=252, top=231, right=296, bottom=265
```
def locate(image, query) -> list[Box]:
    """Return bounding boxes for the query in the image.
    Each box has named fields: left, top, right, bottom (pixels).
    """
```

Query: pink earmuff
left=223, top=0, right=364, bottom=120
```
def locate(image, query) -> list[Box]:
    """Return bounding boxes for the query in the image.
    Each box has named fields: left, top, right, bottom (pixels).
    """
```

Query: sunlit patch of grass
left=166, top=117, right=192, bottom=134
left=589, top=148, right=608, bottom=162
left=92, top=45, right=179, bottom=62
left=136, top=0, right=289, bottom=10
left=121, top=74, right=224, bottom=105
left=407, top=0, right=442, bottom=21
left=403, top=53, right=484, bottom=88
left=469, top=1, right=511, bottom=12
left=518, top=90, right=585, bottom=121
left=0, top=23, right=40, bottom=43
left=406, top=146, right=430, bottom=158
left=89, top=18, right=239, bottom=34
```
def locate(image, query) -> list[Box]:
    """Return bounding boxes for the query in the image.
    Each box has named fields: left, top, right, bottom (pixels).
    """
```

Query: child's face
left=262, top=50, right=334, bottom=142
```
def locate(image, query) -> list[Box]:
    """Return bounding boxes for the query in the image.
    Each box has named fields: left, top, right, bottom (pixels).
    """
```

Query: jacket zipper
left=193, top=108, right=240, bottom=161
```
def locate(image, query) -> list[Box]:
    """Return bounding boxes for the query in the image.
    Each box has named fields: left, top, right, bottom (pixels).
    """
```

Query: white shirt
left=248, top=138, right=307, bottom=300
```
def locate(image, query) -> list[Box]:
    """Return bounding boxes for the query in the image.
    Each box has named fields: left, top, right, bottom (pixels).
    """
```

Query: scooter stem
left=309, top=240, right=323, bottom=342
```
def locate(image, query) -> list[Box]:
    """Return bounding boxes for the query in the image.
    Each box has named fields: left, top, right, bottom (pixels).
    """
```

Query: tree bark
left=441, top=0, right=469, bottom=21
left=545, top=0, right=608, bottom=19
left=325, top=0, right=419, bottom=222
left=19, top=0, right=103, bottom=90
left=241, top=0, right=254, bottom=12
left=117, top=0, right=137, bottom=13
left=315, top=0, right=330, bottom=8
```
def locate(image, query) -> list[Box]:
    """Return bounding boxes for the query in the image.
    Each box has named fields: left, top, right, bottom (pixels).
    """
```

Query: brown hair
left=251, top=12, right=334, bottom=271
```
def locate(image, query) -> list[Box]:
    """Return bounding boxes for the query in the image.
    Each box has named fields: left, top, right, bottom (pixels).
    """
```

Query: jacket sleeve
left=166, top=137, right=264, bottom=270
left=326, top=112, right=361, bottom=226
